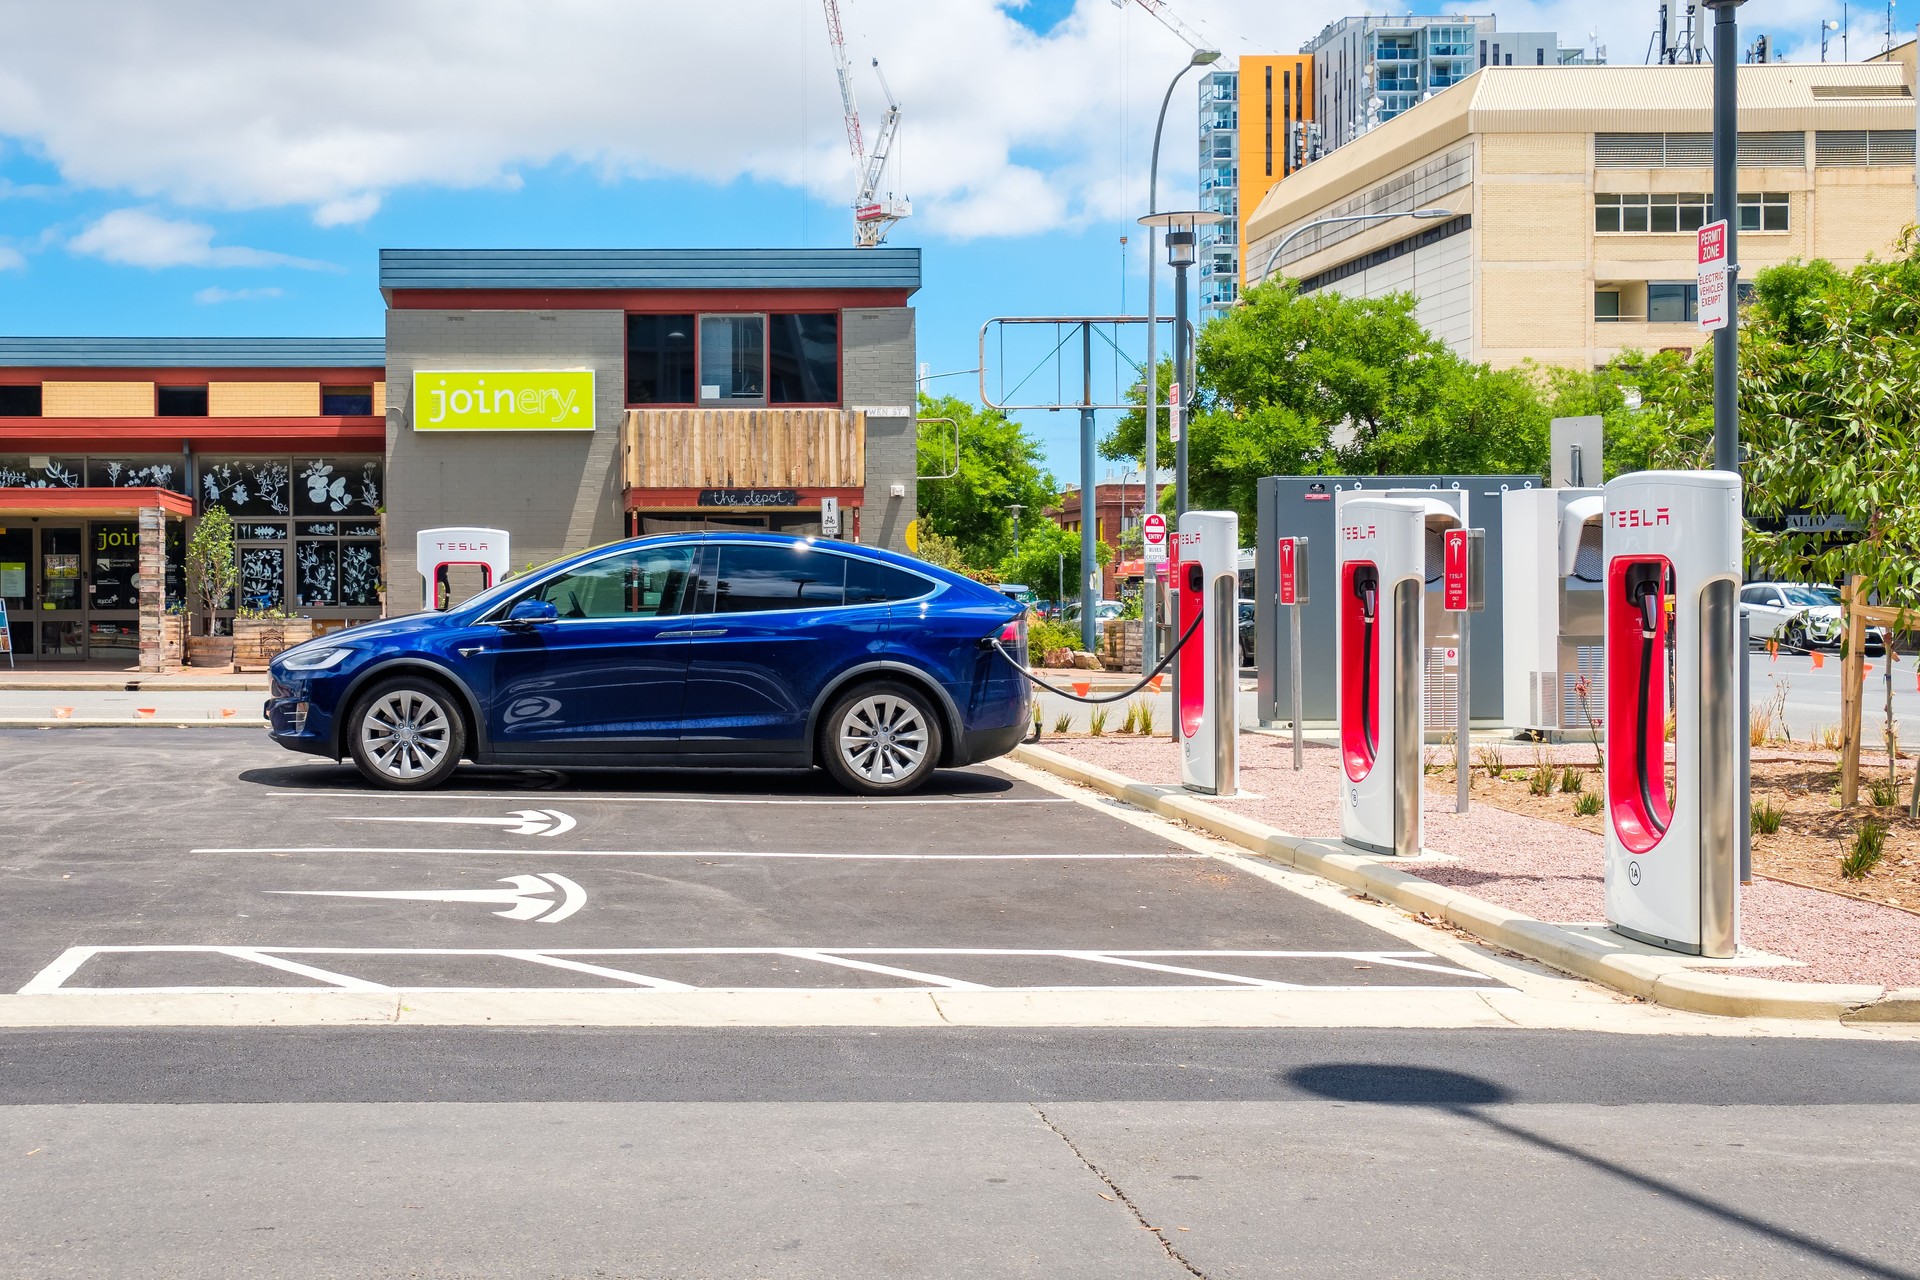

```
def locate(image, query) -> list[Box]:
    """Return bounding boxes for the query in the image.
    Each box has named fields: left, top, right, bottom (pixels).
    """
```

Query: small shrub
left=1120, top=703, right=1140, bottom=735
left=1751, top=798, right=1784, bottom=835
left=1053, top=712, right=1073, bottom=734
left=1664, top=710, right=1677, bottom=742
left=1749, top=708, right=1774, bottom=747
left=1868, top=775, right=1901, bottom=808
left=1840, top=821, right=1888, bottom=880
left=1475, top=745, right=1505, bottom=779
left=1132, top=699, right=1154, bottom=736
left=1028, top=619, right=1081, bottom=658
left=1817, top=723, right=1843, bottom=752
left=1558, top=766, right=1584, bottom=794
left=1089, top=707, right=1109, bottom=737
left=1528, top=767, right=1554, bottom=797
left=1573, top=792, right=1602, bottom=817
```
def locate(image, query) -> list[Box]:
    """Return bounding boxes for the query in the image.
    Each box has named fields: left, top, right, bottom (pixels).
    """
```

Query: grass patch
left=1053, top=712, right=1073, bottom=734
left=1475, top=745, right=1505, bottom=779
left=1527, top=767, right=1554, bottom=797
left=1120, top=703, right=1140, bottom=735
left=1573, top=792, right=1601, bottom=817
left=1750, top=798, right=1784, bottom=835
left=1132, top=698, right=1154, bottom=736
left=1558, top=766, right=1584, bottom=794
left=1868, top=775, right=1902, bottom=808
left=1840, top=821, right=1888, bottom=880
left=1088, top=707, right=1109, bottom=737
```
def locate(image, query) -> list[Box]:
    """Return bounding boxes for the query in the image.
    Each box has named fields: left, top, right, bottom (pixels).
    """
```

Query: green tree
left=1534, top=348, right=1708, bottom=478
left=996, top=520, right=1111, bottom=605
left=915, top=392, right=1057, bottom=568
left=185, top=505, right=238, bottom=637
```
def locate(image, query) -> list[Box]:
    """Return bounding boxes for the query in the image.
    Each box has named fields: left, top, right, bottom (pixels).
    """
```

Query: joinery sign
left=412, top=371, right=595, bottom=431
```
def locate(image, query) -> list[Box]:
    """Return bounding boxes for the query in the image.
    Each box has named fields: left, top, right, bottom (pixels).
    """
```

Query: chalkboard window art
left=0, top=457, right=82, bottom=488
left=295, top=458, right=381, bottom=516
left=88, top=458, right=180, bottom=490
left=240, top=546, right=285, bottom=611
left=340, top=542, right=380, bottom=607
left=201, top=459, right=290, bottom=517
left=297, top=541, right=338, bottom=607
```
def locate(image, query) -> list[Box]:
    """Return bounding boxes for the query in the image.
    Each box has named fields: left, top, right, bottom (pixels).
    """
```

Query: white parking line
left=263, top=793, right=1071, bottom=806
left=194, top=846, right=1206, bottom=861
left=18, top=945, right=1497, bottom=995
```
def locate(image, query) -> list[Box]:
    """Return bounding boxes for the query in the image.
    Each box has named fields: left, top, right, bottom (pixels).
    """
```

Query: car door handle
left=658, top=628, right=727, bottom=639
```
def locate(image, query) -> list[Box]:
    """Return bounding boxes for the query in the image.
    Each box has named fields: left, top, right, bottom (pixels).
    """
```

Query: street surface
left=1, top=729, right=1917, bottom=1278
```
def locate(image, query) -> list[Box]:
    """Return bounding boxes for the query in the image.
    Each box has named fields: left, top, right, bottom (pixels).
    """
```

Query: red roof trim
left=389, top=288, right=911, bottom=311
left=0, top=418, right=384, bottom=450
left=0, top=486, right=194, bottom=516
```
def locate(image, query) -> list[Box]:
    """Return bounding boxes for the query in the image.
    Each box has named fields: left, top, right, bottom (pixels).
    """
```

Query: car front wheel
left=819, top=681, right=943, bottom=796
left=346, top=677, right=467, bottom=789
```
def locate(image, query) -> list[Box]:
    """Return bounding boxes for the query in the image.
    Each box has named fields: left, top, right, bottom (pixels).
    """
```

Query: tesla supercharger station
left=1174, top=510, right=1239, bottom=796
left=417, top=527, right=510, bottom=613
left=1336, top=495, right=1462, bottom=855
left=1502, top=488, right=1605, bottom=734
left=1603, top=470, right=1742, bottom=957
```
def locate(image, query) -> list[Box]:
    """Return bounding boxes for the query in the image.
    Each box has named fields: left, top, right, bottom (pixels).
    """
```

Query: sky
left=0, top=0, right=1908, bottom=482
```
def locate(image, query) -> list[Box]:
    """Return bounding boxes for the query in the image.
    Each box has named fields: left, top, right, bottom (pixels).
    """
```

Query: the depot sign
left=412, top=370, right=594, bottom=431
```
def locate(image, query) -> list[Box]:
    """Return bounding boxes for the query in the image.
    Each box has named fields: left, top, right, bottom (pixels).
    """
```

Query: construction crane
left=1109, top=0, right=1213, bottom=54
left=821, top=0, right=909, bottom=247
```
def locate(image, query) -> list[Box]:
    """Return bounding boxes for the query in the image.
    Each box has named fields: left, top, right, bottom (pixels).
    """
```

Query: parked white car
left=1740, top=582, right=1885, bottom=653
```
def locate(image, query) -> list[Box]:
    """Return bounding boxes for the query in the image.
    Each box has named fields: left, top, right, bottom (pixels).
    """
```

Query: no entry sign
left=1143, top=512, right=1168, bottom=564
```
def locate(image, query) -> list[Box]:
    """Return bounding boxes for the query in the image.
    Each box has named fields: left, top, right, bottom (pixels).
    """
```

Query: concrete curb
left=1010, top=743, right=1915, bottom=1024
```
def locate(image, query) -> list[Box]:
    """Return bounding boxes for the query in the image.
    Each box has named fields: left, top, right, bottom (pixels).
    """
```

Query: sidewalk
left=1015, top=731, right=1920, bottom=1022
left=0, top=687, right=265, bottom=726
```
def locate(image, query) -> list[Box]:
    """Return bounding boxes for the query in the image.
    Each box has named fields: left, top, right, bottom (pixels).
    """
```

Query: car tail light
left=998, top=621, right=1021, bottom=645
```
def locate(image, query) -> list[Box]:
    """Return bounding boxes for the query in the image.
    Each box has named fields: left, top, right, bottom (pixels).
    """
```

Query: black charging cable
left=988, top=608, right=1206, bottom=706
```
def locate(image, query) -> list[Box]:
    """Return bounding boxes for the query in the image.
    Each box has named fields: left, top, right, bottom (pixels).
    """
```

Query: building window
left=626, top=314, right=697, bottom=405
left=1594, top=290, right=1621, bottom=321
left=0, top=385, right=41, bottom=416
left=1597, top=192, right=1788, bottom=234
left=768, top=313, right=839, bottom=405
left=1737, top=192, right=1790, bottom=232
left=321, top=385, right=374, bottom=415
left=156, top=385, right=209, bottom=417
left=294, top=518, right=382, bottom=607
left=1647, top=282, right=1699, bottom=324
left=699, top=315, right=767, bottom=406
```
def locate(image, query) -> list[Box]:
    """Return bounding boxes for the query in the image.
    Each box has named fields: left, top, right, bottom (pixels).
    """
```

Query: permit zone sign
left=1697, top=220, right=1730, bottom=332
left=413, top=371, right=595, bottom=431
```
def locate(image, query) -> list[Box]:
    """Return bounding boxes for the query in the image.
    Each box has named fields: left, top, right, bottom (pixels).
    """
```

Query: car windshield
left=1778, top=586, right=1831, bottom=607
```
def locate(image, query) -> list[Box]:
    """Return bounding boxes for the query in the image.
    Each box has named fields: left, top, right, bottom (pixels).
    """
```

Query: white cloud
left=193, top=284, right=284, bottom=303
left=0, top=2, right=1708, bottom=241
left=0, top=245, right=24, bottom=271
left=68, top=208, right=329, bottom=269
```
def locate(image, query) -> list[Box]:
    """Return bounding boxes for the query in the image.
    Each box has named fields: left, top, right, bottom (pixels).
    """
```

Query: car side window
left=711, top=544, right=848, bottom=613
left=845, top=557, right=932, bottom=605
left=524, top=546, right=696, bottom=620
left=1740, top=586, right=1768, bottom=605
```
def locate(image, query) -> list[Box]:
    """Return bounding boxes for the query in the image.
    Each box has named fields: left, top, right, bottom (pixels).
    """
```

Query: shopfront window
left=295, top=457, right=382, bottom=516
left=295, top=518, right=381, bottom=606
left=201, top=457, right=291, bottom=517
left=89, top=522, right=141, bottom=610
left=626, top=314, right=697, bottom=404
left=700, top=315, right=766, bottom=405
left=0, top=456, right=82, bottom=488
left=86, top=457, right=183, bottom=489
left=768, top=314, right=839, bottom=404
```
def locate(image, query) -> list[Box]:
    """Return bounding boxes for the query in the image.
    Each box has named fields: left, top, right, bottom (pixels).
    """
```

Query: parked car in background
left=266, top=534, right=1031, bottom=795
left=1060, top=599, right=1124, bottom=626
left=1741, top=582, right=1886, bottom=654
left=1238, top=599, right=1257, bottom=668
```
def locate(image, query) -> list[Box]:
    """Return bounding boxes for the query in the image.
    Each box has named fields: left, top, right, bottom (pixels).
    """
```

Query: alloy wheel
left=359, top=689, right=452, bottom=781
left=838, top=694, right=929, bottom=784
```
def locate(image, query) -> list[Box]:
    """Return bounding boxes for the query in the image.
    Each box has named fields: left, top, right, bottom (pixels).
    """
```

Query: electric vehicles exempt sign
left=264, top=533, right=1030, bottom=796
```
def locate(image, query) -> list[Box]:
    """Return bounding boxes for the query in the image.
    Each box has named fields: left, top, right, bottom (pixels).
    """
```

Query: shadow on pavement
left=235, top=762, right=1021, bottom=799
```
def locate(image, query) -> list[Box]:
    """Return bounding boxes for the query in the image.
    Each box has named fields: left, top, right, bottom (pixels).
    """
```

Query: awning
left=0, top=487, right=193, bottom=518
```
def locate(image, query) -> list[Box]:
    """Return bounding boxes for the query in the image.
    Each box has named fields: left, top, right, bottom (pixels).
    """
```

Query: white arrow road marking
left=269, top=872, right=587, bottom=923
left=334, top=808, right=577, bottom=837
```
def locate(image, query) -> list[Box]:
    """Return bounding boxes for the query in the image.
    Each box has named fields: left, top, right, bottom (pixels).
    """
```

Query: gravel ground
left=1040, top=731, right=1920, bottom=989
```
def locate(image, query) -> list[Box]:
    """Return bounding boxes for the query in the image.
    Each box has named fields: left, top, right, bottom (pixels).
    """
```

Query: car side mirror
left=502, top=599, right=558, bottom=628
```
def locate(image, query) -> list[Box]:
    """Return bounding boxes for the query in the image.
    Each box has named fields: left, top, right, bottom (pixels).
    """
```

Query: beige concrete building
left=1244, top=63, right=1917, bottom=369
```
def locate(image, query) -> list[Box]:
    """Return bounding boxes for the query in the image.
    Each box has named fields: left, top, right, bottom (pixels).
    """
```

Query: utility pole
left=1080, top=323, right=1099, bottom=653
left=1706, top=0, right=1744, bottom=476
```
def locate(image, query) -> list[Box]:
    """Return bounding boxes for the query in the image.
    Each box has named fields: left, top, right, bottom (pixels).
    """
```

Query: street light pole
left=1706, top=0, right=1745, bottom=476
left=1253, top=208, right=1455, bottom=288
left=1169, top=227, right=1195, bottom=518
left=1009, top=503, right=1024, bottom=552
left=1143, top=48, right=1220, bottom=671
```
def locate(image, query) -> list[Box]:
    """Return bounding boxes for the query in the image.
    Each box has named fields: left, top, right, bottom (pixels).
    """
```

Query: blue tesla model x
left=265, top=533, right=1031, bottom=795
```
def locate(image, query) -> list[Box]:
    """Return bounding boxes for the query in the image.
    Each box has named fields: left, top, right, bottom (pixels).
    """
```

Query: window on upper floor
left=700, top=315, right=766, bottom=406
left=626, top=314, right=697, bottom=405
left=628, top=312, right=839, bottom=407
left=156, top=385, right=208, bottom=417
left=0, top=384, right=40, bottom=416
left=1647, top=282, right=1698, bottom=324
left=1596, top=192, right=1789, bottom=234
left=321, top=385, right=374, bottom=415
left=768, top=313, right=839, bottom=405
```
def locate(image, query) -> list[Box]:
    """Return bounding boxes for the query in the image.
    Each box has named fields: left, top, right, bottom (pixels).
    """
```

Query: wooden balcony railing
left=622, top=408, right=866, bottom=491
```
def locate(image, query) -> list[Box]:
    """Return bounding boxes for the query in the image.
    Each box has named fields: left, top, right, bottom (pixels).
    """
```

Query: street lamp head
left=1189, top=48, right=1222, bottom=66
left=1411, top=208, right=1455, bottom=219
left=1165, top=230, right=1196, bottom=268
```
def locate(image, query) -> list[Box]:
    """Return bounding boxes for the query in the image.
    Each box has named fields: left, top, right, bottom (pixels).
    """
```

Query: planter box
left=1099, top=618, right=1143, bottom=673
left=160, top=614, right=186, bottom=670
left=187, top=634, right=236, bottom=671
left=234, top=617, right=315, bottom=672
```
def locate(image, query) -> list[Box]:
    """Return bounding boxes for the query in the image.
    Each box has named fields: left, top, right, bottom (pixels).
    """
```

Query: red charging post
left=1277, top=537, right=1308, bottom=769
left=1443, top=527, right=1486, bottom=811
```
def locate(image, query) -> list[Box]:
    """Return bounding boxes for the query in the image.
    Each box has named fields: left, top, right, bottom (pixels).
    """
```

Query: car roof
left=560, top=531, right=1009, bottom=605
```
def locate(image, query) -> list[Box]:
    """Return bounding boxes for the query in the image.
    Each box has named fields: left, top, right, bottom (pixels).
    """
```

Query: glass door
left=86, top=520, right=142, bottom=662
left=35, top=526, right=86, bottom=660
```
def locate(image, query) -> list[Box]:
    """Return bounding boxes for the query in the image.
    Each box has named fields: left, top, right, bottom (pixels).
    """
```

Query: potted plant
left=233, top=605, right=315, bottom=672
left=184, top=505, right=238, bottom=669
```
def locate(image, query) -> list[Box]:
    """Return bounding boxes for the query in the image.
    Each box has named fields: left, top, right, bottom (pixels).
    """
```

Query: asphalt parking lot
left=0, top=730, right=1500, bottom=1005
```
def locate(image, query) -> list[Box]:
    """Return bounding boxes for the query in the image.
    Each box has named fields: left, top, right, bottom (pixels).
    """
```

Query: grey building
left=1306, top=15, right=1587, bottom=154
left=380, top=248, right=922, bottom=601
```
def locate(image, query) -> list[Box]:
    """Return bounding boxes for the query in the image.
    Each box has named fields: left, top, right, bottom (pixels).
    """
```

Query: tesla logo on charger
left=1341, top=524, right=1376, bottom=540
left=434, top=540, right=496, bottom=553
left=1608, top=507, right=1672, bottom=529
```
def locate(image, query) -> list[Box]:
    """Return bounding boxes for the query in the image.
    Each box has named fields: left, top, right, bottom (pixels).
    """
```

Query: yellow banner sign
left=412, top=370, right=595, bottom=431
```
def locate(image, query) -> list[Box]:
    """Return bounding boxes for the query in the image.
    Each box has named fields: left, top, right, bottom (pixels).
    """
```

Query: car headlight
left=279, top=646, right=353, bottom=671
